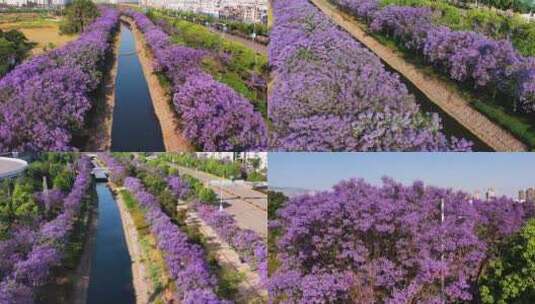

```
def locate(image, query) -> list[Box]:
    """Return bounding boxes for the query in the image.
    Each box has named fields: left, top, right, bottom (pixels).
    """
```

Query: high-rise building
left=518, top=189, right=526, bottom=202
left=527, top=188, right=535, bottom=203
left=3, top=0, right=71, bottom=7
left=485, top=187, right=496, bottom=201
left=141, top=0, right=268, bottom=23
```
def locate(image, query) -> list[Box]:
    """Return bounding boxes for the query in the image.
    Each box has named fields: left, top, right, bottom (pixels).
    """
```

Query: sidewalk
left=172, top=164, right=267, bottom=238
left=179, top=205, right=267, bottom=303
left=113, top=184, right=153, bottom=304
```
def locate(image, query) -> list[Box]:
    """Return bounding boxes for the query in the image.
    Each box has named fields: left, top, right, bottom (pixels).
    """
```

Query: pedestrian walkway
left=179, top=205, right=267, bottom=303
left=171, top=164, right=267, bottom=238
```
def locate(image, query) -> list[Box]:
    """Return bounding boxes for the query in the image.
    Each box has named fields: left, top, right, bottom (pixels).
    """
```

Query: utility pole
left=440, top=198, right=445, bottom=302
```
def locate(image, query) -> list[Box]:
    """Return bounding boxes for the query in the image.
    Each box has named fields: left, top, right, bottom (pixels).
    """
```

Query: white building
left=485, top=188, right=496, bottom=201
left=2, top=0, right=71, bottom=7
left=196, top=152, right=267, bottom=170
left=141, top=0, right=267, bottom=23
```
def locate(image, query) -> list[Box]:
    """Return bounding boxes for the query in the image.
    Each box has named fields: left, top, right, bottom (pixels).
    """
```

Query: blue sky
left=268, top=153, right=535, bottom=198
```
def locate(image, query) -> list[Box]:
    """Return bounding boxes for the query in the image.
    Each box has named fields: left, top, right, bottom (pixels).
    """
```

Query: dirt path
left=311, top=0, right=527, bottom=152
left=180, top=205, right=267, bottom=303
left=123, top=16, right=194, bottom=152
left=71, top=201, right=98, bottom=304
left=208, top=27, right=268, bottom=55
left=112, top=184, right=152, bottom=304
left=84, top=31, right=121, bottom=151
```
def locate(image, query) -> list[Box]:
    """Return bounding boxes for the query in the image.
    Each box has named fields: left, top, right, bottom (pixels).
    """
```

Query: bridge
left=90, top=158, right=109, bottom=182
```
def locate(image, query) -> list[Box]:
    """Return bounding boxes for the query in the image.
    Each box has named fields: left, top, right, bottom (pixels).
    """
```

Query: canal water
left=87, top=183, right=135, bottom=304
left=379, top=62, right=493, bottom=151
left=400, top=71, right=493, bottom=152
left=111, top=23, right=165, bottom=151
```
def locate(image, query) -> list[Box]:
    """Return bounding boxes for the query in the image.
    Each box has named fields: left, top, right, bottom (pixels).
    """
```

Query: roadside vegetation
left=266, top=191, right=287, bottom=279
left=330, top=0, right=535, bottom=150
left=147, top=10, right=268, bottom=118
left=0, top=154, right=94, bottom=303
left=150, top=8, right=269, bottom=41
left=153, top=152, right=266, bottom=182
left=471, top=0, right=534, bottom=13
left=380, top=0, right=535, bottom=56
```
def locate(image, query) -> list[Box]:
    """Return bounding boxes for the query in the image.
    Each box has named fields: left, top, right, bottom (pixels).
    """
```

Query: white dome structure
left=0, top=157, right=28, bottom=179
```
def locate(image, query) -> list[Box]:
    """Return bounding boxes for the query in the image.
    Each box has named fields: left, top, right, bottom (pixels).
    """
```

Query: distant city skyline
left=268, top=153, right=535, bottom=198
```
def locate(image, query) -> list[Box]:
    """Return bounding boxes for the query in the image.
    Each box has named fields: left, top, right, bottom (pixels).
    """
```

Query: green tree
left=11, top=182, right=38, bottom=220
left=198, top=187, right=217, bottom=203
left=267, top=191, right=287, bottom=220
left=60, top=0, right=99, bottom=34
left=479, top=219, right=535, bottom=304
left=0, top=29, right=34, bottom=77
left=53, top=170, right=74, bottom=192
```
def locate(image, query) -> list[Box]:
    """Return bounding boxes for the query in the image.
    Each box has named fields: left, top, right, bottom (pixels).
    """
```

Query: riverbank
left=310, top=0, right=527, bottom=151
left=122, top=16, right=194, bottom=152
left=71, top=198, right=98, bottom=304
left=109, top=183, right=152, bottom=304
left=84, top=30, right=121, bottom=151
left=38, top=187, right=97, bottom=303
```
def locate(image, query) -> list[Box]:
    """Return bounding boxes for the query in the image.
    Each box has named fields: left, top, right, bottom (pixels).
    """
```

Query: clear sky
left=268, top=153, right=535, bottom=198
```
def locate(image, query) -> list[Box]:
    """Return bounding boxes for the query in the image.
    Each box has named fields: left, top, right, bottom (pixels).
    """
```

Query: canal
left=380, top=62, right=493, bottom=151
left=87, top=183, right=135, bottom=304
left=111, top=23, right=165, bottom=152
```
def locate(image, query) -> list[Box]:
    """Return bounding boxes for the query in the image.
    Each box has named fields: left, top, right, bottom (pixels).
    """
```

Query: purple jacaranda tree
left=124, top=10, right=267, bottom=151
left=269, top=0, right=472, bottom=151
left=269, top=177, right=534, bottom=303
left=0, top=8, right=119, bottom=151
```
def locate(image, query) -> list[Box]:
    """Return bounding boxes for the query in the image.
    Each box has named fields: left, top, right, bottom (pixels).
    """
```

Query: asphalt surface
left=172, top=164, right=268, bottom=238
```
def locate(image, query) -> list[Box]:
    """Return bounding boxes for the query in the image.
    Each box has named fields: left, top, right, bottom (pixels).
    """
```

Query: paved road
left=171, top=164, right=267, bottom=238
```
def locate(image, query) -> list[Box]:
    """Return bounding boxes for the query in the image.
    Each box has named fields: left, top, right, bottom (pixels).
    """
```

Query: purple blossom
left=270, top=177, right=534, bottom=302
left=124, top=176, right=226, bottom=302
left=0, top=8, right=119, bottom=151
left=269, top=0, right=471, bottom=151
left=331, top=0, right=535, bottom=114
left=195, top=203, right=267, bottom=283
left=125, top=10, right=267, bottom=151
left=0, top=157, right=92, bottom=302
left=166, top=175, right=190, bottom=200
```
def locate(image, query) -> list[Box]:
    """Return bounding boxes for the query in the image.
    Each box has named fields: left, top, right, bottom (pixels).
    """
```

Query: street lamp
left=208, top=179, right=234, bottom=212
left=440, top=198, right=445, bottom=302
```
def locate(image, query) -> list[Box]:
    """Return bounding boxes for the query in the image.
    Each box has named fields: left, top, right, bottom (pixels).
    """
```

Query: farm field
left=0, top=14, right=77, bottom=55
